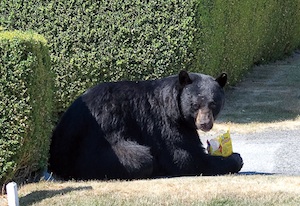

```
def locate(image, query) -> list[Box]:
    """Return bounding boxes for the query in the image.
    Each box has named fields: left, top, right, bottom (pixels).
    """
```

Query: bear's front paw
left=228, top=153, right=243, bottom=173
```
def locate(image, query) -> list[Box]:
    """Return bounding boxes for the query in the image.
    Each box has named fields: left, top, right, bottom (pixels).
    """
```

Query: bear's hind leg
left=112, top=140, right=153, bottom=179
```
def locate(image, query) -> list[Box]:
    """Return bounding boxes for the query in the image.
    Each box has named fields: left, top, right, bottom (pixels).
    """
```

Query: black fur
left=48, top=71, right=243, bottom=180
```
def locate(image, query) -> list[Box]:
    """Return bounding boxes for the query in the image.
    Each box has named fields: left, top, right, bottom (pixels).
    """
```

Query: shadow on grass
left=19, top=186, right=92, bottom=206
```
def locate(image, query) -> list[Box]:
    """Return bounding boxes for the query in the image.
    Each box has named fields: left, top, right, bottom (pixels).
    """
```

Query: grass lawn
left=1, top=175, right=299, bottom=206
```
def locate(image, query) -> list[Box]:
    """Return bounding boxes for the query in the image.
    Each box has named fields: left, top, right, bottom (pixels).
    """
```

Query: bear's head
left=178, top=71, right=227, bottom=132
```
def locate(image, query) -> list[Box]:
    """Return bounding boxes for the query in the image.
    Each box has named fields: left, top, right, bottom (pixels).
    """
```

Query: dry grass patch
left=8, top=175, right=300, bottom=205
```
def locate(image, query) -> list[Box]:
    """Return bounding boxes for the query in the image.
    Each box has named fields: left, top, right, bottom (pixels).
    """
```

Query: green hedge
left=0, top=30, right=53, bottom=187
left=0, top=0, right=196, bottom=114
left=193, top=0, right=300, bottom=83
left=1, top=0, right=300, bottom=113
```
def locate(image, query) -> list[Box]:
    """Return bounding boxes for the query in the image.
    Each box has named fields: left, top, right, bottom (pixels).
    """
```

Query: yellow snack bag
left=207, top=130, right=233, bottom=157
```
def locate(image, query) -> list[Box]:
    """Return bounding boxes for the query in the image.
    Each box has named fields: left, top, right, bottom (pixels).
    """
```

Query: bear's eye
left=192, top=103, right=200, bottom=110
left=209, top=102, right=217, bottom=109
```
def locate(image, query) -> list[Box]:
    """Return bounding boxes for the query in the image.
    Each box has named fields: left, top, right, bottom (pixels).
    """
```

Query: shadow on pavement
left=239, top=172, right=276, bottom=175
left=219, top=52, right=300, bottom=123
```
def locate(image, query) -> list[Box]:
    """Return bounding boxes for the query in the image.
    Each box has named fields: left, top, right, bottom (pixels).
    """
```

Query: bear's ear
left=215, top=72, right=227, bottom=88
left=179, top=70, right=192, bottom=86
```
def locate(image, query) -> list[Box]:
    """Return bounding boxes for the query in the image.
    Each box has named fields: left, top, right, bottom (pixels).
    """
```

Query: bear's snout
left=195, top=109, right=214, bottom=132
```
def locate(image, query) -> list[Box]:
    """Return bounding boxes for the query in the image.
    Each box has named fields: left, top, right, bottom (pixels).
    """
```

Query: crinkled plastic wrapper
left=207, top=130, right=233, bottom=157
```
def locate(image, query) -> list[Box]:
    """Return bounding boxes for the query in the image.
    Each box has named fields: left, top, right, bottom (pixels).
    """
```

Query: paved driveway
left=201, top=130, right=300, bottom=175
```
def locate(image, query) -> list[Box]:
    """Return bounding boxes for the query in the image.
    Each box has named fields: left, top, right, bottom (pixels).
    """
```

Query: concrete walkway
left=200, top=129, right=300, bottom=175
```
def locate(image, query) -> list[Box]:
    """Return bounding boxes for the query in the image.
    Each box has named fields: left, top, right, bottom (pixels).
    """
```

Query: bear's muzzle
left=195, top=109, right=214, bottom=132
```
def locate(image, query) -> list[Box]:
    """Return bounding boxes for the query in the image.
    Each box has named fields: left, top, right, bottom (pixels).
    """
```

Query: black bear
left=48, top=71, right=243, bottom=180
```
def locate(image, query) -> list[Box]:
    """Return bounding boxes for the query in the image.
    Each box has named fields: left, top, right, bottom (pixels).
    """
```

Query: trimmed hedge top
left=0, top=30, right=47, bottom=43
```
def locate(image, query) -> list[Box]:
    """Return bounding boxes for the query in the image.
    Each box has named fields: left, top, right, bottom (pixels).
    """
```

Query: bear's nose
left=199, top=122, right=213, bottom=132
